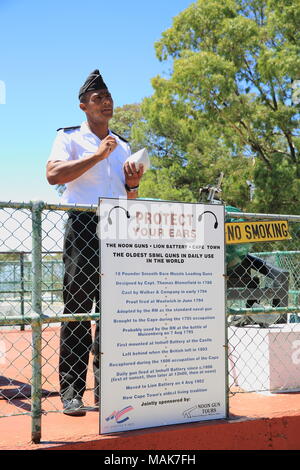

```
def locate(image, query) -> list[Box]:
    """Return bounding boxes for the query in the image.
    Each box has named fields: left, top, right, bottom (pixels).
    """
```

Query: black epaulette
left=111, top=130, right=129, bottom=143
left=56, top=126, right=80, bottom=132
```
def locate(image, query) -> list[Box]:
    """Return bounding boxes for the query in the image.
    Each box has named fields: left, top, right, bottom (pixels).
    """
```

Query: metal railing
left=0, top=251, right=63, bottom=332
left=1, top=201, right=300, bottom=444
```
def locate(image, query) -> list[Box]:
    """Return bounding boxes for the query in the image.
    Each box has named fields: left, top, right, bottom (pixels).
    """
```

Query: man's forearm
left=46, top=154, right=101, bottom=185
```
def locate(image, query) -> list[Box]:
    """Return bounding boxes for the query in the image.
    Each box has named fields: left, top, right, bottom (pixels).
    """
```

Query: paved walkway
left=1, top=390, right=300, bottom=450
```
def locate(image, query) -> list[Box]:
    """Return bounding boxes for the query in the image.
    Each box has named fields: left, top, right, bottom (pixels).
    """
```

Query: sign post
left=98, top=198, right=227, bottom=434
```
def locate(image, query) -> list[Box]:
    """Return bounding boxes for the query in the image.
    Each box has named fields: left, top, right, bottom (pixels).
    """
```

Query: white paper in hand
left=124, top=148, right=150, bottom=172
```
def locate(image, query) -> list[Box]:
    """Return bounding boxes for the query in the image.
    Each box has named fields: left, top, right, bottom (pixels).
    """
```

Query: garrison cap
left=78, top=69, right=108, bottom=100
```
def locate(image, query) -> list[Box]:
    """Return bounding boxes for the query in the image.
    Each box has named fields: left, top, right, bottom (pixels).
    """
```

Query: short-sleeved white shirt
left=47, top=121, right=130, bottom=204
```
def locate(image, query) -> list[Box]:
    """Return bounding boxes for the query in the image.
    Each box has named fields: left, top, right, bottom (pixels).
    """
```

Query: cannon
left=199, top=175, right=290, bottom=327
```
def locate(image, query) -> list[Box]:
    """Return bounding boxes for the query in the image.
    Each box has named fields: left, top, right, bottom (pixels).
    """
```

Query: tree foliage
left=132, top=0, right=300, bottom=213
left=110, top=103, right=142, bottom=154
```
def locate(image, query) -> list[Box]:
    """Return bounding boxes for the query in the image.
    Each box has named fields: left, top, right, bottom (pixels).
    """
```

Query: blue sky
left=0, top=0, right=192, bottom=203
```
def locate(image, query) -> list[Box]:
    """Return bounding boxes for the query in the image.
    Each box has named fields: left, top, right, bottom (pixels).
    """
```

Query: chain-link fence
left=227, top=211, right=300, bottom=396
left=0, top=201, right=99, bottom=443
left=1, top=201, right=300, bottom=443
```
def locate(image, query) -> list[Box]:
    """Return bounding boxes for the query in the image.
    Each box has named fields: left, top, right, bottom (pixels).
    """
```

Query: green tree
left=136, top=0, right=300, bottom=212
left=110, top=103, right=143, bottom=154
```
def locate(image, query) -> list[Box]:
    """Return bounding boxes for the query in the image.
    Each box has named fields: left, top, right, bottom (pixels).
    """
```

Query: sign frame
left=225, top=220, right=291, bottom=245
left=98, top=198, right=228, bottom=434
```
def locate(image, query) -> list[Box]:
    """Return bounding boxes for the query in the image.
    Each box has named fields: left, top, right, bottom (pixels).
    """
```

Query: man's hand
left=95, top=135, right=118, bottom=161
left=124, top=161, right=144, bottom=189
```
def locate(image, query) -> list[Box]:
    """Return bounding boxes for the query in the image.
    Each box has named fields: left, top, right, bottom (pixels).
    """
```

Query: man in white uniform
left=46, top=69, right=144, bottom=416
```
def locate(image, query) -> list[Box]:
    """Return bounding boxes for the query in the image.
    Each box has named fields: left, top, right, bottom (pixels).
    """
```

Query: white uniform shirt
left=48, top=121, right=130, bottom=204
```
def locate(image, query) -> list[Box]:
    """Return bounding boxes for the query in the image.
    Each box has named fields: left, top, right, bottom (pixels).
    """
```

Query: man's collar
left=80, top=121, right=114, bottom=140
left=80, top=121, right=94, bottom=136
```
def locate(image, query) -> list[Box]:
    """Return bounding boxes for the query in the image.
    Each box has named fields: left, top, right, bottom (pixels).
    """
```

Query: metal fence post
left=20, top=252, right=25, bottom=331
left=31, top=201, right=44, bottom=444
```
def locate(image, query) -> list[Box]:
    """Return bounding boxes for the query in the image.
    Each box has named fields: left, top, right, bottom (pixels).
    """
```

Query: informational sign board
left=225, top=220, right=291, bottom=244
left=98, top=198, right=226, bottom=434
